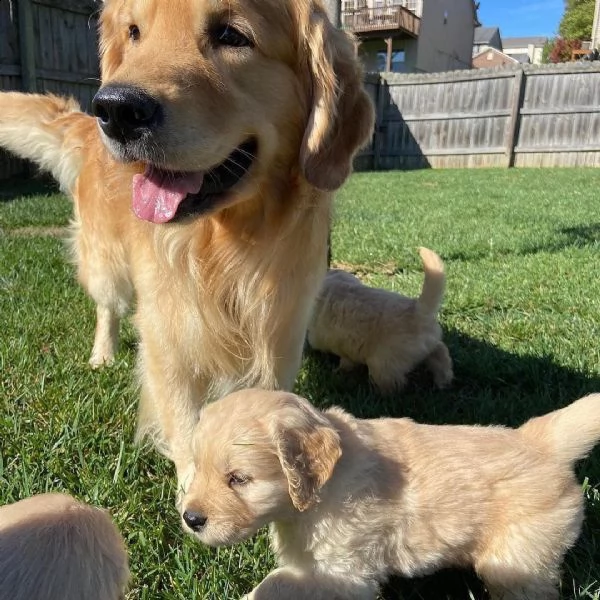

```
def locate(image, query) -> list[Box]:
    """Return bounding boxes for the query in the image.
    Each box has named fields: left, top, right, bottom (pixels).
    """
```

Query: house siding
left=344, top=0, right=475, bottom=73
left=415, top=0, right=475, bottom=72
left=592, top=0, right=600, bottom=48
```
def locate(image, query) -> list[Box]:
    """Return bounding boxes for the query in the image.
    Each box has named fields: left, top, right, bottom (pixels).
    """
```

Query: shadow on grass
left=0, top=175, right=58, bottom=202
left=299, top=328, right=600, bottom=600
left=446, top=223, right=600, bottom=263
left=302, top=329, right=600, bottom=425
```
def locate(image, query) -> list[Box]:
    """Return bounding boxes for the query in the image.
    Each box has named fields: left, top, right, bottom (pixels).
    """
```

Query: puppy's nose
left=92, top=85, right=161, bottom=142
left=183, top=510, right=207, bottom=532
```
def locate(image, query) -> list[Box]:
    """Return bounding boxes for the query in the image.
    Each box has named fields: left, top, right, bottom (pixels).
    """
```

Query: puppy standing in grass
left=181, top=388, right=600, bottom=600
left=0, top=493, right=129, bottom=600
left=308, top=247, right=453, bottom=393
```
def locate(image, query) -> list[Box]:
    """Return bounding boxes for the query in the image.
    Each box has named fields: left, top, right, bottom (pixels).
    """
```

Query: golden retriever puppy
left=0, top=0, right=374, bottom=489
left=182, top=388, right=600, bottom=600
left=308, top=248, right=453, bottom=393
left=0, top=493, right=129, bottom=600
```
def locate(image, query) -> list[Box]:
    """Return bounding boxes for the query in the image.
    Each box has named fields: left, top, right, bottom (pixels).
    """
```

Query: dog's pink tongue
left=132, top=167, right=204, bottom=224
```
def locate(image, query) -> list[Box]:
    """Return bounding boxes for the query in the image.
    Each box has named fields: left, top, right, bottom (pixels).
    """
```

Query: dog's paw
left=88, top=352, right=115, bottom=368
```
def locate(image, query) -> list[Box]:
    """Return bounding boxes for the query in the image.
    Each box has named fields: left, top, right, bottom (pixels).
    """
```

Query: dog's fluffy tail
left=0, top=92, right=90, bottom=191
left=416, top=247, right=446, bottom=318
left=519, top=394, right=600, bottom=466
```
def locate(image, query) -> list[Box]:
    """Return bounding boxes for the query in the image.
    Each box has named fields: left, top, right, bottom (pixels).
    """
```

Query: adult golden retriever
left=0, top=0, right=374, bottom=490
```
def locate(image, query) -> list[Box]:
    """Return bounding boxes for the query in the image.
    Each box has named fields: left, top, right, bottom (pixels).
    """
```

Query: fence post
left=504, top=67, right=524, bottom=168
left=17, top=0, right=37, bottom=92
left=373, top=75, right=386, bottom=171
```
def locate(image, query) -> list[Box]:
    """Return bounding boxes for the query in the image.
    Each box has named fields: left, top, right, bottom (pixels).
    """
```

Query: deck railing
left=341, top=5, right=421, bottom=37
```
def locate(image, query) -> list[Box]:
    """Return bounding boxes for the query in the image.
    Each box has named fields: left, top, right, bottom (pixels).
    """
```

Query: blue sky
left=477, top=0, right=564, bottom=38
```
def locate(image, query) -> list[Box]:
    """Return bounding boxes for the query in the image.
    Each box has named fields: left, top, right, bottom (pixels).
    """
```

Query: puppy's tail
left=0, top=92, right=91, bottom=192
left=416, top=247, right=446, bottom=318
left=519, top=394, right=600, bottom=466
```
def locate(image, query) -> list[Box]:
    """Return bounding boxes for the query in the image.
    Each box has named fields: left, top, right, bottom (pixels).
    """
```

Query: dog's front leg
left=135, top=343, right=202, bottom=499
left=241, top=567, right=378, bottom=600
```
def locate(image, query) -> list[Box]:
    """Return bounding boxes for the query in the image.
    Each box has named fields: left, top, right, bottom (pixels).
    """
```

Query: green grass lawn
left=1, top=168, right=599, bottom=599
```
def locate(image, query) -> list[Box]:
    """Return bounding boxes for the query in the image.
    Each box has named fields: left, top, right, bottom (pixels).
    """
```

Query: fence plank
left=17, top=0, right=37, bottom=92
left=504, top=69, right=524, bottom=167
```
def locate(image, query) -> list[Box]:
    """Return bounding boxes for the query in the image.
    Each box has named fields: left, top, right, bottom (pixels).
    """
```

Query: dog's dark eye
left=129, top=25, right=140, bottom=42
left=214, top=24, right=252, bottom=48
left=228, top=472, right=251, bottom=486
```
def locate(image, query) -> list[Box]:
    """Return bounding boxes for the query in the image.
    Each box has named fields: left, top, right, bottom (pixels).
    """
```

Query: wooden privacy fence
left=356, top=63, right=600, bottom=170
left=0, top=0, right=99, bottom=179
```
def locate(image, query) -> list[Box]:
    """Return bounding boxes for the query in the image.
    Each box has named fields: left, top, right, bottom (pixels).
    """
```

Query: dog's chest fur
left=132, top=187, right=330, bottom=399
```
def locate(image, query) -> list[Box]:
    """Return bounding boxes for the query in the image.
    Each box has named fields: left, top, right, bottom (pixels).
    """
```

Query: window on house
left=376, top=49, right=406, bottom=72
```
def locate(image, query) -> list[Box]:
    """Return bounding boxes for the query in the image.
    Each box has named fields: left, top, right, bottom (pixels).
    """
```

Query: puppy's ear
left=300, top=7, right=375, bottom=191
left=270, top=396, right=341, bottom=512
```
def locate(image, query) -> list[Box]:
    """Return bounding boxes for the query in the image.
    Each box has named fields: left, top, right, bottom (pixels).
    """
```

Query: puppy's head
left=181, top=389, right=341, bottom=546
left=93, top=0, right=374, bottom=223
left=0, top=493, right=129, bottom=600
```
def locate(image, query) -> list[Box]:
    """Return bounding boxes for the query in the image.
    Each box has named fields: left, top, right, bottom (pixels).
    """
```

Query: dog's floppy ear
left=269, top=395, right=341, bottom=512
left=98, top=1, right=123, bottom=80
left=300, top=7, right=375, bottom=192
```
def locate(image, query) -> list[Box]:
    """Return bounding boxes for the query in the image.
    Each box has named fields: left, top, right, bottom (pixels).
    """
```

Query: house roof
left=472, top=47, right=518, bottom=63
left=474, top=26, right=500, bottom=44
left=510, top=53, right=531, bottom=63
left=503, top=36, right=547, bottom=48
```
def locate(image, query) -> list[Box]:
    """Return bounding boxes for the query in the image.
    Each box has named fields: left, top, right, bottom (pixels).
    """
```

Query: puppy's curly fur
left=182, top=388, right=600, bottom=600
left=0, top=493, right=129, bottom=600
left=308, top=247, right=453, bottom=393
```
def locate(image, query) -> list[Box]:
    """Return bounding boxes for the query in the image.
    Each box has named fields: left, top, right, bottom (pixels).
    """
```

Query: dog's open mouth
left=132, top=138, right=257, bottom=224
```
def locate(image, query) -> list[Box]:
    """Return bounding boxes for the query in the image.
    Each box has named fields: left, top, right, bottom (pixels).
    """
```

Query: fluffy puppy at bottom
left=181, top=388, right=600, bottom=600
left=0, top=493, right=129, bottom=600
left=307, top=247, right=453, bottom=393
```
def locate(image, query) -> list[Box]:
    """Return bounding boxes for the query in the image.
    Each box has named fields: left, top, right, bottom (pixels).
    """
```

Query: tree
left=558, top=0, right=595, bottom=40
left=547, top=37, right=582, bottom=62
left=541, top=38, right=555, bottom=63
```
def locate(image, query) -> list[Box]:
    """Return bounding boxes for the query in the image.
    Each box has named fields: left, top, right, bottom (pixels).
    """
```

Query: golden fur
left=0, top=493, right=129, bottom=600
left=0, top=94, right=129, bottom=368
left=0, top=0, right=374, bottom=488
left=182, top=388, right=600, bottom=600
left=308, top=247, right=453, bottom=393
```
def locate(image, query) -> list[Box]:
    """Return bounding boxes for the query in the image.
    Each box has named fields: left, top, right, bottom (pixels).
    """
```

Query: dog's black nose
left=92, top=85, right=161, bottom=142
left=183, top=510, right=207, bottom=531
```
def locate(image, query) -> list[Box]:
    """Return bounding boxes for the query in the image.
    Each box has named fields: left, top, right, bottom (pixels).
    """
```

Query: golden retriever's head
left=92, top=0, right=374, bottom=224
left=181, top=389, right=341, bottom=547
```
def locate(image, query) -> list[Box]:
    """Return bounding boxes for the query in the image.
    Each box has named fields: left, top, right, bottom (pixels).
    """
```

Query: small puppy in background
left=0, top=493, right=129, bottom=600
left=307, top=247, right=453, bottom=393
left=182, top=388, right=600, bottom=600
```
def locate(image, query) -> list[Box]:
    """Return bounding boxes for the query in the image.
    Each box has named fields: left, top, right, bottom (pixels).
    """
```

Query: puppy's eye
left=129, top=24, right=140, bottom=42
left=214, top=24, right=253, bottom=48
left=228, top=472, right=251, bottom=487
